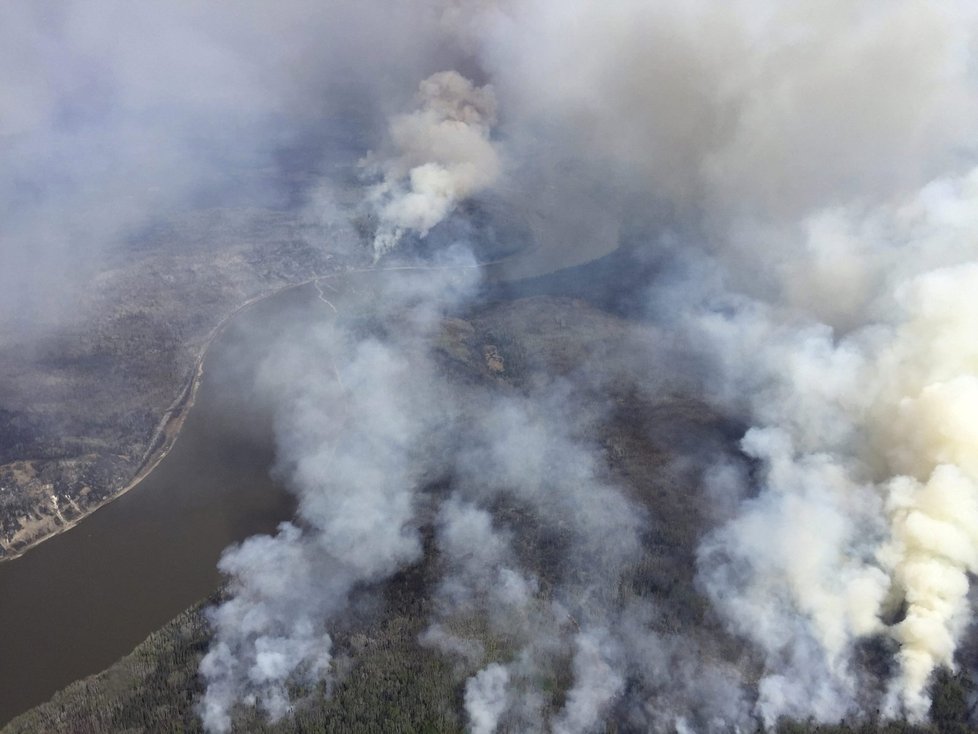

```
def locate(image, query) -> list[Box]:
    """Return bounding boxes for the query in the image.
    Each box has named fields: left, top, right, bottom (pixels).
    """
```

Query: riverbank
left=0, top=289, right=733, bottom=733
left=0, top=273, right=335, bottom=563
left=0, top=254, right=518, bottom=563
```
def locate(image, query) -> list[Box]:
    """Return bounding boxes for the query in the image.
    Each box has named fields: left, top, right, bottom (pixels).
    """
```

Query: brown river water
left=0, top=247, right=598, bottom=726
left=0, top=284, right=311, bottom=725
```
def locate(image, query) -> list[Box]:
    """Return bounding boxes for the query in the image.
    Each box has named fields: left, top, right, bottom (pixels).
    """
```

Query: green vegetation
left=4, top=570, right=466, bottom=734
left=6, top=296, right=977, bottom=733
left=0, top=206, right=348, bottom=557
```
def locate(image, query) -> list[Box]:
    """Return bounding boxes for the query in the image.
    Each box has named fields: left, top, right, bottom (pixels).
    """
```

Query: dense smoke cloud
left=463, top=0, right=978, bottom=723
left=476, top=0, right=978, bottom=218
left=364, top=70, right=501, bottom=257
left=59, top=0, right=969, bottom=730
left=198, top=259, right=481, bottom=732
left=688, top=172, right=978, bottom=721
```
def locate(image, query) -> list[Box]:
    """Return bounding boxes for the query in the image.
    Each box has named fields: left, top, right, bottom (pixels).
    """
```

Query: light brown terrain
left=0, top=205, right=359, bottom=559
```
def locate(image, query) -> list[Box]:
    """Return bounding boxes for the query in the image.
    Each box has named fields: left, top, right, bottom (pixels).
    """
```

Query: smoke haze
left=8, top=0, right=978, bottom=731
left=200, top=0, right=978, bottom=728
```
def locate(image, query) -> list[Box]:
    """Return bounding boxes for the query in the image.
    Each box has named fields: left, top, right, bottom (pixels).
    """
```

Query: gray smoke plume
left=197, top=257, right=481, bottom=732
left=187, top=0, right=978, bottom=731
left=364, top=70, right=501, bottom=258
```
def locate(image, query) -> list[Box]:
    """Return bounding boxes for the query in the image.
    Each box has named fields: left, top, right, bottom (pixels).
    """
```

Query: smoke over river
left=26, top=0, right=970, bottom=730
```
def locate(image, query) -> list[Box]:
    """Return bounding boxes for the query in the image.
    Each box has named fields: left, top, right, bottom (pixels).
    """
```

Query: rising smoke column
left=197, top=0, right=978, bottom=729
left=197, top=260, right=481, bottom=732
left=466, top=0, right=978, bottom=721
left=692, top=170, right=978, bottom=722
left=364, top=70, right=501, bottom=258
left=874, top=255, right=978, bottom=716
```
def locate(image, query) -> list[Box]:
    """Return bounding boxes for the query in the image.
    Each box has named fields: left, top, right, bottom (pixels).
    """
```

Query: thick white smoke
left=464, top=663, right=510, bottom=734
left=482, top=0, right=977, bottom=214
left=0, top=0, right=467, bottom=330
left=460, top=0, right=978, bottom=721
left=365, top=70, right=501, bottom=258
left=198, top=260, right=481, bottom=732
left=195, top=0, right=978, bottom=730
left=691, top=169, right=978, bottom=722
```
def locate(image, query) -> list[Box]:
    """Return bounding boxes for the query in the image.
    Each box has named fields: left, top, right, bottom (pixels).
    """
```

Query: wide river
left=0, top=245, right=618, bottom=726
left=0, top=283, right=313, bottom=725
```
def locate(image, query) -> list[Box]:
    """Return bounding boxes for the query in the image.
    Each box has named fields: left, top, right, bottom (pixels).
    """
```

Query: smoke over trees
left=8, top=0, right=978, bottom=732
left=195, top=0, right=978, bottom=730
